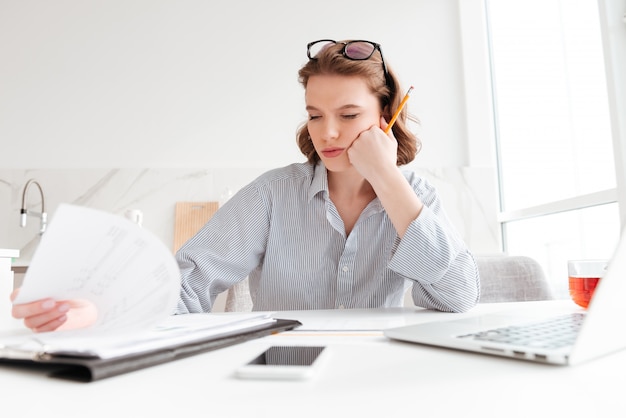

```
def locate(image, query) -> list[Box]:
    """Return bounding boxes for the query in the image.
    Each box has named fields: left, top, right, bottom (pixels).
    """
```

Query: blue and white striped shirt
left=175, top=162, right=479, bottom=314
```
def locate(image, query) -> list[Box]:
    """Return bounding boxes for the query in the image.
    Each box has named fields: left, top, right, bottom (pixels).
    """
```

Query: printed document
left=3, top=204, right=274, bottom=359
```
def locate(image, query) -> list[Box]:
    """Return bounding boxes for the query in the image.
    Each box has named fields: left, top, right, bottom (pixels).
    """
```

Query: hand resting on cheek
left=347, top=116, right=398, bottom=180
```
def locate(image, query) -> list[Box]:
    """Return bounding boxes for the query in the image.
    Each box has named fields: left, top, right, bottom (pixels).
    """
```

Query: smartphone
left=235, top=345, right=327, bottom=380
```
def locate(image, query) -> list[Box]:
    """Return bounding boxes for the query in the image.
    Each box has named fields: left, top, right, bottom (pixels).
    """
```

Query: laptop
left=384, top=234, right=626, bottom=366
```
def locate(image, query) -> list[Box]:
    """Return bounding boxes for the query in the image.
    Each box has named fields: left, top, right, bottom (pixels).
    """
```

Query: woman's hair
left=296, top=40, right=421, bottom=165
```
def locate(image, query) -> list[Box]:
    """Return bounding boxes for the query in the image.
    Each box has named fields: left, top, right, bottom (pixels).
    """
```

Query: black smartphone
left=235, top=346, right=327, bottom=380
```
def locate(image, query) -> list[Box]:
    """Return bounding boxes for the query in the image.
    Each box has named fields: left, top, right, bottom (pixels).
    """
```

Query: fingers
left=29, top=312, right=69, bottom=333
left=380, top=116, right=389, bottom=131
left=380, top=116, right=397, bottom=141
left=12, top=298, right=71, bottom=333
left=25, top=300, right=70, bottom=332
left=11, top=286, right=98, bottom=332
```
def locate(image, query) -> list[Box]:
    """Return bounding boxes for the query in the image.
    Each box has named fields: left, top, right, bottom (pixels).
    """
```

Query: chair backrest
left=173, top=201, right=219, bottom=253
left=476, top=255, right=554, bottom=303
left=225, top=277, right=253, bottom=312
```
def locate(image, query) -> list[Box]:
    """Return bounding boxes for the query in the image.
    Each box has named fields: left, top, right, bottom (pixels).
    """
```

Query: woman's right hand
left=10, top=288, right=98, bottom=333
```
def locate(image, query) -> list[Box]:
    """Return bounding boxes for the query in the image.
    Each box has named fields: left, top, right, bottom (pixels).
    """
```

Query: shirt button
left=342, top=266, right=349, bottom=272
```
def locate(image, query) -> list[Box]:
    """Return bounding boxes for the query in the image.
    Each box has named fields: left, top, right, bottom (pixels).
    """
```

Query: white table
left=1, top=300, right=624, bottom=417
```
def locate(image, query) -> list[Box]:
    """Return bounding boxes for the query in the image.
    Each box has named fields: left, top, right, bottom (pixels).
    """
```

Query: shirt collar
left=306, top=162, right=384, bottom=214
left=308, top=161, right=328, bottom=202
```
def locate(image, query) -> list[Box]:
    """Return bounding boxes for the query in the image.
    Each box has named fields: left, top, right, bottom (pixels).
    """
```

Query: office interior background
left=1, top=0, right=624, bottom=302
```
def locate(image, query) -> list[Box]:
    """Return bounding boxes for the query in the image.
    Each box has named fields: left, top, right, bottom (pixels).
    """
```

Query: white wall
left=0, top=0, right=469, bottom=169
left=0, top=0, right=502, bottom=258
left=0, top=0, right=503, bottom=311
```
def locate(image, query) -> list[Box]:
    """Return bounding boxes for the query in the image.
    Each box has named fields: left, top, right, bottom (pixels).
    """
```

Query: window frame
left=459, top=0, right=626, bottom=253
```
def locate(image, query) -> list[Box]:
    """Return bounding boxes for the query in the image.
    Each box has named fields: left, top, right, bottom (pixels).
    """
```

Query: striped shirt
left=175, top=162, right=479, bottom=314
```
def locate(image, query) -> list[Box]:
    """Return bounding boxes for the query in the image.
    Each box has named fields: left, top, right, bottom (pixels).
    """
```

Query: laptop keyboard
left=459, top=313, right=586, bottom=350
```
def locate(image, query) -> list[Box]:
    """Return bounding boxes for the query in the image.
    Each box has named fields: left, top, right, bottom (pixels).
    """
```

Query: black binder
left=0, top=318, right=301, bottom=382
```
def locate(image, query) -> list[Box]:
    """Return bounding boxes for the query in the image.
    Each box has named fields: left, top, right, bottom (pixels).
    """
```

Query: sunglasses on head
left=306, top=39, right=393, bottom=93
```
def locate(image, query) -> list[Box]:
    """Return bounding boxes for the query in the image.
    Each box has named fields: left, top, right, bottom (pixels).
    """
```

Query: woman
left=12, top=39, right=480, bottom=332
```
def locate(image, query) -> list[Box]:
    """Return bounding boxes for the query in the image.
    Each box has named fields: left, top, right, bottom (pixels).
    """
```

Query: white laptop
left=384, top=234, right=626, bottom=366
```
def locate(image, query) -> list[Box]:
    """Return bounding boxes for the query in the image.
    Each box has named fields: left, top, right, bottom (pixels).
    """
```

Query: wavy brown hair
left=296, top=40, right=421, bottom=165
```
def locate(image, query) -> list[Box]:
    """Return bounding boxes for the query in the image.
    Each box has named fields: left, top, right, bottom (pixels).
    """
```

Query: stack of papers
left=0, top=204, right=300, bottom=381
left=0, top=312, right=277, bottom=360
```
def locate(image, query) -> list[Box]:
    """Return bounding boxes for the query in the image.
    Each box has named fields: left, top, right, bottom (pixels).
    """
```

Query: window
left=482, top=0, right=624, bottom=298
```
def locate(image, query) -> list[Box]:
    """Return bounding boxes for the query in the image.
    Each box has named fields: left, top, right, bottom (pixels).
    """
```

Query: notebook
left=384, top=234, right=626, bottom=366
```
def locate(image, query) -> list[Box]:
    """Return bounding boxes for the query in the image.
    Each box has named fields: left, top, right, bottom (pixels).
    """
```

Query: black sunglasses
left=307, top=39, right=393, bottom=93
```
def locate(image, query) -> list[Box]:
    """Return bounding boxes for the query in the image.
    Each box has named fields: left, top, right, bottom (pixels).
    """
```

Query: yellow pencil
left=385, top=86, right=413, bottom=134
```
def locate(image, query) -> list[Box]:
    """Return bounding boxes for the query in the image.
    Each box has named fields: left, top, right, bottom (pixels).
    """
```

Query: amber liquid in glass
left=568, top=277, right=600, bottom=308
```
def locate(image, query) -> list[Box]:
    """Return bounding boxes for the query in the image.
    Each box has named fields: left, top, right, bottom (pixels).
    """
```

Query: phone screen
left=246, top=346, right=326, bottom=366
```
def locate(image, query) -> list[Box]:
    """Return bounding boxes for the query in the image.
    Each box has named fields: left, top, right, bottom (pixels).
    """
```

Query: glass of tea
left=567, top=260, right=608, bottom=308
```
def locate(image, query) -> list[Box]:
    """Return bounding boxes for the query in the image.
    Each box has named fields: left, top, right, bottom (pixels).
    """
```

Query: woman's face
left=305, top=74, right=381, bottom=172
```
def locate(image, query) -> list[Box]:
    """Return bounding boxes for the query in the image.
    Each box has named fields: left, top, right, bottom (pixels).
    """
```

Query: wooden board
left=173, top=201, right=219, bottom=253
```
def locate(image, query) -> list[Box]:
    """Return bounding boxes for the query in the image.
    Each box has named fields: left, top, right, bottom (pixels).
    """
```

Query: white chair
left=476, top=255, right=553, bottom=303
left=225, top=277, right=253, bottom=312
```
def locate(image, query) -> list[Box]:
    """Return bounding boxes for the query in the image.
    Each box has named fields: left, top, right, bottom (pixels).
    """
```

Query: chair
left=225, top=278, right=253, bottom=312
left=398, top=254, right=553, bottom=307
left=476, top=255, right=554, bottom=303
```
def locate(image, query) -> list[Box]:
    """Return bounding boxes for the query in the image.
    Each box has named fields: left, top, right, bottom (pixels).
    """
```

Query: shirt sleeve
left=387, top=174, right=480, bottom=312
left=175, top=182, right=270, bottom=314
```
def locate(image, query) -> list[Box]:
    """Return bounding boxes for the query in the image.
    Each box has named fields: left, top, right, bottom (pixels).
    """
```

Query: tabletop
left=1, top=300, right=624, bottom=418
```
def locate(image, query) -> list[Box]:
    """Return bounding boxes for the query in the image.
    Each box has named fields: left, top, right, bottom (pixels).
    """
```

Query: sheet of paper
left=2, top=204, right=291, bottom=361
left=13, top=203, right=181, bottom=332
